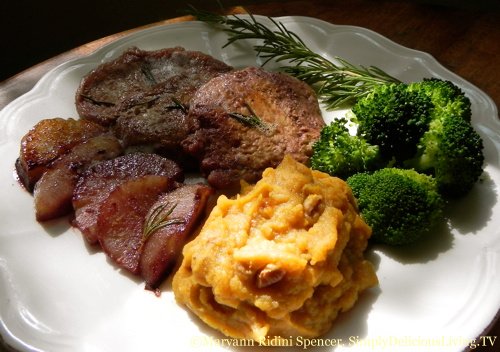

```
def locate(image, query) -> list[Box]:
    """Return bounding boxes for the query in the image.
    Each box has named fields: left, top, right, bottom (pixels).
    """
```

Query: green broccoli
left=311, top=77, right=484, bottom=197
left=405, top=114, right=484, bottom=197
left=352, top=82, right=433, bottom=161
left=346, top=78, right=483, bottom=197
left=310, top=118, right=384, bottom=179
left=347, top=168, right=444, bottom=246
left=407, top=78, right=472, bottom=122
left=403, top=79, right=483, bottom=197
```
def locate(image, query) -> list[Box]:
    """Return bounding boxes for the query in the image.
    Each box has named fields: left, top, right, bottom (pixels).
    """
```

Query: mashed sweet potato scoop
left=173, top=156, right=377, bottom=341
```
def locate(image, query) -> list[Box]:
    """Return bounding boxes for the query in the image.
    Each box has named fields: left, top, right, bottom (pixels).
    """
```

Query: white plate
left=1, top=16, right=499, bottom=352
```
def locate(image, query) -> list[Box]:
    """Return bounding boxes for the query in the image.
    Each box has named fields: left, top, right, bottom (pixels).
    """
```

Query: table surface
left=1, top=0, right=499, bottom=350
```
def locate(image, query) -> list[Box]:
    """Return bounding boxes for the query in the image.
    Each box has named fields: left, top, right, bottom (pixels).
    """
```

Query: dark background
left=0, top=0, right=254, bottom=81
left=1, top=0, right=499, bottom=82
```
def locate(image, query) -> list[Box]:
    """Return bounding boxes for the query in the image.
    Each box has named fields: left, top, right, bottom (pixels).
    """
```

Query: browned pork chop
left=181, top=66, right=326, bottom=189
left=16, top=117, right=107, bottom=191
left=72, top=153, right=183, bottom=245
left=112, top=75, right=196, bottom=168
left=75, top=46, right=232, bottom=127
left=33, top=135, right=123, bottom=221
left=140, top=183, right=213, bottom=290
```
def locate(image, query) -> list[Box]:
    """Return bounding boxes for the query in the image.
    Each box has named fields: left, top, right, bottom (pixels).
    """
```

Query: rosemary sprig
left=167, top=97, right=189, bottom=113
left=228, top=112, right=268, bottom=131
left=141, top=63, right=157, bottom=85
left=228, top=102, right=272, bottom=133
left=188, top=8, right=401, bottom=109
left=79, top=94, right=115, bottom=106
left=143, top=202, right=184, bottom=242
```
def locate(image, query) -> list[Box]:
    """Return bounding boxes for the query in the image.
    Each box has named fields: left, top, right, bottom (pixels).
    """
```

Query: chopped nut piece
left=256, top=264, right=285, bottom=288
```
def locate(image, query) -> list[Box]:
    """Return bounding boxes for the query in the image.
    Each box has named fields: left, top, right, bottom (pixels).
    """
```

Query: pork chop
left=112, top=75, right=196, bottom=168
left=75, top=46, right=232, bottom=127
left=181, top=67, right=325, bottom=189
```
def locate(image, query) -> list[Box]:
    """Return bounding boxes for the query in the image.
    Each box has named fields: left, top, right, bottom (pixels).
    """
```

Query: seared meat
left=96, top=175, right=174, bottom=274
left=113, top=76, right=189, bottom=151
left=181, top=67, right=325, bottom=189
left=112, top=75, right=195, bottom=168
left=16, top=117, right=107, bottom=191
left=72, top=153, right=183, bottom=245
left=75, top=46, right=232, bottom=127
left=140, top=183, right=213, bottom=290
left=33, top=135, right=123, bottom=221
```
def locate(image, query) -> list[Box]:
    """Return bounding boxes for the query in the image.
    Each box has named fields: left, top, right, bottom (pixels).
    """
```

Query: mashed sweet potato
left=172, top=155, right=377, bottom=341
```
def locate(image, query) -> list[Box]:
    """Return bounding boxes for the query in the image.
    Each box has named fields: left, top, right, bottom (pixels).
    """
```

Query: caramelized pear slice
left=16, top=117, right=106, bottom=191
left=34, top=135, right=123, bottom=221
left=140, top=183, right=213, bottom=289
left=96, top=175, right=175, bottom=274
left=72, top=153, right=183, bottom=245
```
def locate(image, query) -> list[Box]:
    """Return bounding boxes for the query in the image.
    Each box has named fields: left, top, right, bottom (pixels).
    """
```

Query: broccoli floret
left=352, top=82, right=433, bottom=161
left=407, top=78, right=472, bottom=122
left=310, top=118, right=384, bottom=179
left=403, top=78, right=483, bottom=197
left=349, top=78, right=483, bottom=197
left=347, top=168, right=444, bottom=246
left=313, top=77, right=484, bottom=197
left=405, top=114, right=484, bottom=197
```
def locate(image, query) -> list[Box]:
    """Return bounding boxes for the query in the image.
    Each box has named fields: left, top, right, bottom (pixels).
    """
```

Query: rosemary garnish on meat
left=143, top=202, right=184, bottom=241
left=188, top=8, right=400, bottom=109
left=167, top=97, right=188, bottom=113
left=79, top=95, right=115, bottom=106
left=228, top=112, right=265, bottom=129
left=228, top=102, right=272, bottom=133
left=141, top=63, right=157, bottom=85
